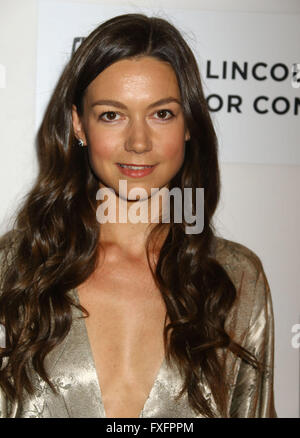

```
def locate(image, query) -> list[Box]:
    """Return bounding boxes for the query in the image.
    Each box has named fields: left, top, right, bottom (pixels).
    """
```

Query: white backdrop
left=0, top=0, right=300, bottom=418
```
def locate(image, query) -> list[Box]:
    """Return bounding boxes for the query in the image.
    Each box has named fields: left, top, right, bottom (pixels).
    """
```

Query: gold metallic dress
left=0, top=234, right=277, bottom=418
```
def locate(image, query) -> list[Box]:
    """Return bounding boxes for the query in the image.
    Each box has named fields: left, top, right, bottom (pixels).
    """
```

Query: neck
left=96, top=185, right=170, bottom=259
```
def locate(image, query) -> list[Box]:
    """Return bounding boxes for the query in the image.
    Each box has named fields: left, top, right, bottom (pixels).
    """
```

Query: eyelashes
left=98, top=109, right=175, bottom=122
left=98, top=111, right=121, bottom=122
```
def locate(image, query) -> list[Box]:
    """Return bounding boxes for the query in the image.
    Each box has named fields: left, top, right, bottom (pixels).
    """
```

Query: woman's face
left=72, top=56, right=190, bottom=199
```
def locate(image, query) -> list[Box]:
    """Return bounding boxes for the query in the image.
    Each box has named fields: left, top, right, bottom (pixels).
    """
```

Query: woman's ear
left=71, top=104, right=87, bottom=146
left=185, top=129, right=190, bottom=142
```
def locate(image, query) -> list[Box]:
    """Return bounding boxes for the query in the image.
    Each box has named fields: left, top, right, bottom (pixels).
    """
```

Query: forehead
left=85, top=56, right=181, bottom=102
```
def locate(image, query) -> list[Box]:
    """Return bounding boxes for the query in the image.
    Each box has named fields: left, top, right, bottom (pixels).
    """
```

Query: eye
left=154, top=109, right=174, bottom=120
left=99, top=111, right=121, bottom=122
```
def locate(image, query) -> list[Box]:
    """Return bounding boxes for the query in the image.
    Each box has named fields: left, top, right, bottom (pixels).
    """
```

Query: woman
left=0, top=13, right=277, bottom=418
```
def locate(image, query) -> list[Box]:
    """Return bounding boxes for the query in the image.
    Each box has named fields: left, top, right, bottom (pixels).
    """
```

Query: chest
left=76, top=258, right=170, bottom=417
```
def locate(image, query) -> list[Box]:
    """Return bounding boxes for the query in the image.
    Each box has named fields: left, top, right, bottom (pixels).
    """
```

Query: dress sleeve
left=229, top=267, right=277, bottom=417
left=0, top=356, right=9, bottom=418
left=0, top=232, right=16, bottom=418
left=0, top=247, right=8, bottom=417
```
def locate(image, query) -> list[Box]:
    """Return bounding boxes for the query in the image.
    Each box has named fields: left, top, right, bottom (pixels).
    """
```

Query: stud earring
left=78, top=138, right=84, bottom=147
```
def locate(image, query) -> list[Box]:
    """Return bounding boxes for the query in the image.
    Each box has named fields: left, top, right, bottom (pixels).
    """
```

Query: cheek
left=158, top=117, right=186, bottom=160
left=87, top=130, right=117, bottom=160
left=161, top=132, right=185, bottom=163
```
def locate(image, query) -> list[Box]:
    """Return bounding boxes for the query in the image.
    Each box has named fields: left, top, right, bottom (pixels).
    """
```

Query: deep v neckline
left=72, top=287, right=166, bottom=418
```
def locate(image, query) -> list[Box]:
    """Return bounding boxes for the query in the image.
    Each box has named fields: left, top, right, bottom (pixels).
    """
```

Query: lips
left=117, top=163, right=155, bottom=169
left=116, top=163, right=156, bottom=178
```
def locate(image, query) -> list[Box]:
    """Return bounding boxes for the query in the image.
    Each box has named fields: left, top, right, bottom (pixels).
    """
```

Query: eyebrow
left=91, top=97, right=182, bottom=109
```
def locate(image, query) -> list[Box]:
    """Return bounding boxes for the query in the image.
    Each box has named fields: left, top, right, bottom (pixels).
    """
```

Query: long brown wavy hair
left=0, top=13, right=263, bottom=417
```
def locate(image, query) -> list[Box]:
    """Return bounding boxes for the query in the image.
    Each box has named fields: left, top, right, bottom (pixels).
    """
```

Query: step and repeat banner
left=36, top=0, right=300, bottom=165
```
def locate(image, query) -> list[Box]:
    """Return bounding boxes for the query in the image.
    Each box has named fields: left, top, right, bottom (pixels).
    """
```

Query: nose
left=124, top=118, right=153, bottom=154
